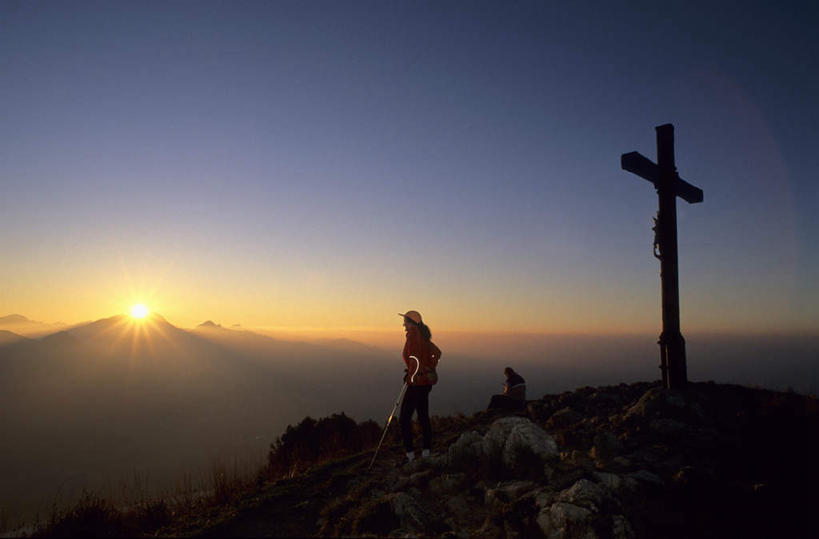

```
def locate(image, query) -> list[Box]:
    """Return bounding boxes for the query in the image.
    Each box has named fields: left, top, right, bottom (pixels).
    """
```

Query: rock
left=390, top=476, right=410, bottom=492
left=547, top=407, right=584, bottom=429
left=429, top=473, right=466, bottom=495
left=527, top=401, right=553, bottom=423
left=623, top=387, right=707, bottom=426
left=591, top=430, right=623, bottom=458
left=589, top=391, right=621, bottom=406
left=535, top=488, right=556, bottom=509
left=445, top=494, right=471, bottom=516
left=485, top=480, right=537, bottom=506
left=498, top=418, right=559, bottom=471
left=426, top=453, right=449, bottom=469
left=593, top=471, right=623, bottom=492
left=630, top=469, right=663, bottom=485
left=560, top=449, right=594, bottom=472
left=482, top=417, right=560, bottom=476
left=483, top=418, right=522, bottom=458
left=556, top=478, right=606, bottom=512
left=448, top=430, right=486, bottom=468
left=408, top=470, right=433, bottom=487
left=537, top=502, right=595, bottom=539
left=389, top=492, right=436, bottom=533
left=612, top=515, right=636, bottom=539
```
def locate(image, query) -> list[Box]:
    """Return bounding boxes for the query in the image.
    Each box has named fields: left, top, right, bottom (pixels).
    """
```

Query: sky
left=1, top=0, right=817, bottom=335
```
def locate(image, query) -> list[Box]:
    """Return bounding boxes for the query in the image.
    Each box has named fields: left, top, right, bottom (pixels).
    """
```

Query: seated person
left=488, top=367, right=527, bottom=410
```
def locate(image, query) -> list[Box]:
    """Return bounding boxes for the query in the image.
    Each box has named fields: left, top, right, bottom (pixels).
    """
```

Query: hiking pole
left=368, top=382, right=408, bottom=470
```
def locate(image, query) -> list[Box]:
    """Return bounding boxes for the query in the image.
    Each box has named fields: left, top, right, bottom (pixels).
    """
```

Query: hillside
left=32, top=381, right=819, bottom=538
left=0, top=314, right=398, bottom=526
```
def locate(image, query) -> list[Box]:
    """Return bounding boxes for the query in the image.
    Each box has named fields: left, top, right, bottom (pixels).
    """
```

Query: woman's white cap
left=398, top=310, right=423, bottom=325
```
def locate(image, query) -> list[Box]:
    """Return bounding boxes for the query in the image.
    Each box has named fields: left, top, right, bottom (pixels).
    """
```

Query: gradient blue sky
left=1, top=1, right=817, bottom=333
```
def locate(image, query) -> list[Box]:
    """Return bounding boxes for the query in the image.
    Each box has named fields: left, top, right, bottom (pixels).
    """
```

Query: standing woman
left=398, top=310, right=441, bottom=463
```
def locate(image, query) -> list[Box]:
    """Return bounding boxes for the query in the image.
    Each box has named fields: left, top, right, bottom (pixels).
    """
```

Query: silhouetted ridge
left=198, top=320, right=222, bottom=328
left=0, top=314, right=30, bottom=324
left=0, top=329, right=28, bottom=345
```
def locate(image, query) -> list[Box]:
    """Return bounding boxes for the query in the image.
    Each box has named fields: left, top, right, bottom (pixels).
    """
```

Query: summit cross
left=621, top=124, right=703, bottom=389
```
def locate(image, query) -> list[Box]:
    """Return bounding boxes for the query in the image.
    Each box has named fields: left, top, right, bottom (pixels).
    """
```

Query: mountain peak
left=0, top=314, right=31, bottom=324
left=198, top=320, right=222, bottom=328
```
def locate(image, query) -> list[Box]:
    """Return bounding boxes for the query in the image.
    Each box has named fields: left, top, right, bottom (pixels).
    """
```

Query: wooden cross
left=621, top=124, right=703, bottom=389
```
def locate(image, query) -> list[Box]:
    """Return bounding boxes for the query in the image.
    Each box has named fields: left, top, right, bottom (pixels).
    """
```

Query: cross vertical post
left=655, top=124, right=687, bottom=389
left=621, top=124, right=703, bottom=390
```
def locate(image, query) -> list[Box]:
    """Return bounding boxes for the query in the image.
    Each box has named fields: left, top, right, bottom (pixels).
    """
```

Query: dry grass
left=21, top=455, right=264, bottom=538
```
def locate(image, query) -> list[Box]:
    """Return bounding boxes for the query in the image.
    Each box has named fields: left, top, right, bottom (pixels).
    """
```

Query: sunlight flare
left=130, top=304, right=149, bottom=319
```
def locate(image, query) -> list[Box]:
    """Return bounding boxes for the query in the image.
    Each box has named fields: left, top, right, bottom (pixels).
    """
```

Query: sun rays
left=131, top=304, right=149, bottom=319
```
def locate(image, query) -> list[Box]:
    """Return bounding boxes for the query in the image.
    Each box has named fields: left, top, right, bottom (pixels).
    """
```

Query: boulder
left=537, top=502, right=595, bottom=539
left=484, top=417, right=559, bottom=473
left=594, top=472, right=637, bottom=494
left=448, top=430, right=486, bottom=468
left=556, top=478, right=606, bottom=512
left=485, top=480, right=537, bottom=506
left=388, top=492, right=437, bottom=533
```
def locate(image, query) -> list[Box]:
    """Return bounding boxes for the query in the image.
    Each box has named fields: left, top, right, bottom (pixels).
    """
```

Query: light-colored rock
left=503, top=420, right=559, bottom=469
left=485, top=480, right=537, bottom=505
left=535, top=488, right=556, bottom=509
left=557, top=478, right=605, bottom=512
left=484, top=417, right=559, bottom=471
left=483, top=417, right=523, bottom=458
left=538, top=502, right=596, bottom=539
left=447, top=430, right=486, bottom=466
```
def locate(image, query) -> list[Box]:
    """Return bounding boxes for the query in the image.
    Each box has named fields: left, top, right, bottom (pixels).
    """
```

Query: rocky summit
left=37, top=381, right=819, bottom=538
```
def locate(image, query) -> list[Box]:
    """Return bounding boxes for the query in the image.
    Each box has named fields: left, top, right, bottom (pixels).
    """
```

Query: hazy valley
left=1, top=314, right=817, bottom=530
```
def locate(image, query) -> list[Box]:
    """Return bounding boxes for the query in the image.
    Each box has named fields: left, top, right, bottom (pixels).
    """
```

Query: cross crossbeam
left=621, top=152, right=703, bottom=204
left=621, top=124, right=703, bottom=389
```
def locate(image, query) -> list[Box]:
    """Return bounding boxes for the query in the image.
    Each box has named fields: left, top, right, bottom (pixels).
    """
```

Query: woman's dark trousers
left=399, top=385, right=432, bottom=452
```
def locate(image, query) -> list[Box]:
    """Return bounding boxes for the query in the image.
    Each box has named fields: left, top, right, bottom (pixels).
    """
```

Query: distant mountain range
left=0, top=312, right=397, bottom=526
left=0, top=314, right=31, bottom=324
left=0, top=313, right=69, bottom=337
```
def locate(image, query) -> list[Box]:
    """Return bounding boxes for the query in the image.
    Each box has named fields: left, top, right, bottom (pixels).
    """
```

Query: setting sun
left=130, top=304, right=149, bottom=319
